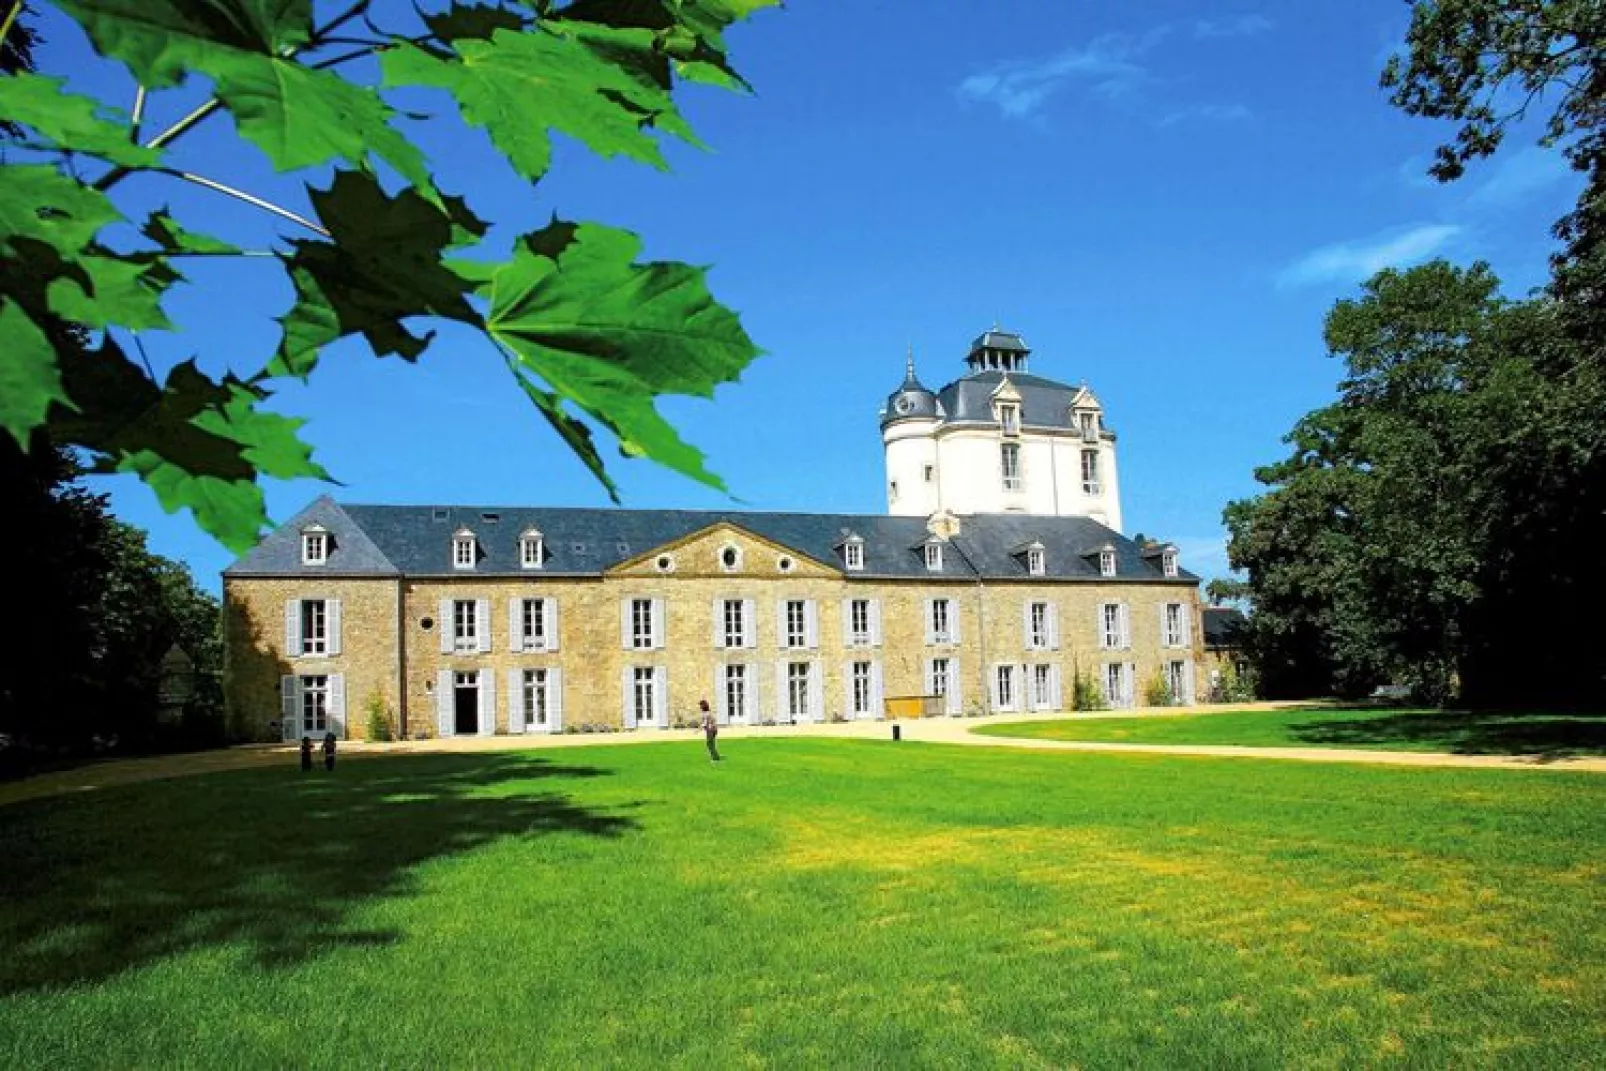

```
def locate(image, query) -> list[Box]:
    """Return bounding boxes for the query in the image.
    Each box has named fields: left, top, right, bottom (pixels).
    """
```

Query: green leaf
left=0, top=298, right=74, bottom=447
left=382, top=24, right=695, bottom=181
left=0, top=72, right=163, bottom=166
left=141, top=209, right=242, bottom=256
left=555, top=0, right=779, bottom=88
left=0, top=164, right=122, bottom=259
left=479, top=220, right=760, bottom=491
left=46, top=250, right=177, bottom=331
left=269, top=171, right=482, bottom=378
left=423, top=2, right=530, bottom=42
left=55, top=1, right=428, bottom=187
left=507, top=364, right=622, bottom=501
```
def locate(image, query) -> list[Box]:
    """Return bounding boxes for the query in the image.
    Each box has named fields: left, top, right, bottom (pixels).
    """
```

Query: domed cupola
left=880, top=349, right=940, bottom=428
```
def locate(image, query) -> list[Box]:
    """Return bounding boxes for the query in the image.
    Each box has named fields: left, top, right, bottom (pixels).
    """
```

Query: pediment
left=606, top=521, right=837, bottom=578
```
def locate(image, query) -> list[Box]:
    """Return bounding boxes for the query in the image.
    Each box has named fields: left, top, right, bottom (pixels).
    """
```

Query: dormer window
left=1099, top=546, right=1116, bottom=578
left=1162, top=548, right=1178, bottom=578
left=842, top=535, right=864, bottom=572
left=999, top=403, right=1020, bottom=436
left=1027, top=546, right=1045, bottom=576
left=1078, top=411, right=1099, bottom=443
left=520, top=528, right=543, bottom=570
left=301, top=526, right=328, bottom=566
left=924, top=542, right=943, bottom=571
left=453, top=529, right=477, bottom=570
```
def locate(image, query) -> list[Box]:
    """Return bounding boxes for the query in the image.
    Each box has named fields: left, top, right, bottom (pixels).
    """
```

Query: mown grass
left=1, top=740, right=1602, bottom=1068
left=976, top=706, right=1606, bottom=757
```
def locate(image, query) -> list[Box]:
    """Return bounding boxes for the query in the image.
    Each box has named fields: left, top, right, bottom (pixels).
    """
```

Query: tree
left=0, top=0, right=775, bottom=552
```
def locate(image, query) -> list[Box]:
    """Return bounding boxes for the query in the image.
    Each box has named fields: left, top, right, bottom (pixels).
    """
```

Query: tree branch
left=0, top=1, right=21, bottom=55
left=157, top=168, right=330, bottom=238
left=129, top=85, right=147, bottom=144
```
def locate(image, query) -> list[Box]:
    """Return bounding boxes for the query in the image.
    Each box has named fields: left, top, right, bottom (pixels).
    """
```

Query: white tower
left=879, top=328, right=1123, bottom=530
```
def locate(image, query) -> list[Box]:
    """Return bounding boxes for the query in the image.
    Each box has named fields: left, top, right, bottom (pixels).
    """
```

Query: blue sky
left=31, top=1, right=1585, bottom=591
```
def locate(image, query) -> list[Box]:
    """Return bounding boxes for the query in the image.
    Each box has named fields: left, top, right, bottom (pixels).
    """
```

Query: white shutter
left=1097, top=604, right=1109, bottom=650
left=620, top=599, right=633, bottom=650
left=508, top=668, right=525, bottom=733
left=870, top=660, right=884, bottom=719
left=653, top=665, right=668, bottom=727
left=870, top=598, right=883, bottom=647
left=923, top=598, right=935, bottom=644
left=1127, top=662, right=1137, bottom=707
left=510, top=599, right=525, bottom=654
left=621, top=667, right=636, bottom=728
left=840, top=599, right=853, bottom=647
left=1122, top=605, right=1133, bottom=649
left=1051, top=665, right=1064, bottom=710
left=1048, top=604, right=1060, bottom=650
left=478, top=668, right=495, bottom=735
left=775, top=659, right=788, bottom=721
left=476, top=598, right=492, bottom=653
left=950, top=601, right=962, bottom=644
left=285, top=601, right=301, bottom=657
left=776, top=600, right=788, bottom=647
left=713, top=598, right=726, bottom=649
left=948, top=657, right=962, bottom=714
left=1183, top=662, right=1196, bottom=706
left=750, top=662, right=764, bottom=723
left=439, top=598, right=453, bottom=655
left=437, top=669, right=453, bottom=736
left=651, top=598, right=666, bottom=651
left=1021, top=601, right=1034, bottom=649
left=923, top=658, right=936, bottom=695
left=546, top=599, right=561, bottom=652
left=1159, top=604, right=1170, bottom=648
left=808, top=662, right=823, bottom=722
left=327, top=599, right=343, bottom=656
left=715, top=664, right=729, bottom=723
left=548, top=668, right=564, bottom=732
left=805, top=601, right=819, bottom=650
left=1180, top=606, right=1192, bottom=648
left=328, top=673, right=346, bottom=738
left=742, top=599, right=756, bottom=649
left=280, top=675, right=299, bottom=740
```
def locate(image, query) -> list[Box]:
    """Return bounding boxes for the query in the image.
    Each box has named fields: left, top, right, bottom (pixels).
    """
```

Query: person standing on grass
left=699, top=699, right=721, bottom=762
left=322, top=731, right=337, bottom=771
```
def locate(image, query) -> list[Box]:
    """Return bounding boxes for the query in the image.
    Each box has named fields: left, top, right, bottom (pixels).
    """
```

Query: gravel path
left=4, top=705, right=1600, bottom=808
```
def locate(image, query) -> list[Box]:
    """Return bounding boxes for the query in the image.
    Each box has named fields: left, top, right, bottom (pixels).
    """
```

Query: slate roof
left=934, top=371, right=1098, bottom=431
left=226, top=496, right=1198, bottom=584
left=1201, top=607, right=1248, bottom=648
left=969, top=329, right=1030, bottom=353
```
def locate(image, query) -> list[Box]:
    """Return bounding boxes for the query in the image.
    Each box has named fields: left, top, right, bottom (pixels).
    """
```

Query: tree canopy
left=0, top=0, right=776, bottom=551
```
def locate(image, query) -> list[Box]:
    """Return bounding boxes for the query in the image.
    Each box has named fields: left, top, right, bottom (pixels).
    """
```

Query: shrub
left=1142, top=672, right=1176, bottom=708
left=1217, top=662, right=1258, bottom=703
left=364, top=693, right=394, bottom=742
left=1070, top=668, right=1106, bottom=712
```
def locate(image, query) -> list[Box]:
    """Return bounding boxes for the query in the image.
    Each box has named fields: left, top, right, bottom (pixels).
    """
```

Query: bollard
left=892, top=724, right=901, bottom=741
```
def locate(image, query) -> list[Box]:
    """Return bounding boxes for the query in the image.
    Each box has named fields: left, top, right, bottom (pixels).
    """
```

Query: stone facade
left=225, top=521, right=1204, bottom=741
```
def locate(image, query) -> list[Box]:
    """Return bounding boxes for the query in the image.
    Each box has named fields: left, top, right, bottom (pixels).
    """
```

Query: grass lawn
left=1, top=740, right=1602, bottom=1068
left=975, top=706, right=1606, bottom=757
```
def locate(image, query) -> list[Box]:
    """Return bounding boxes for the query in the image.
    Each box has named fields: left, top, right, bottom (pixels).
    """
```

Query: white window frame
left=1081, top=449, right=1102, bottom=495
left=1001, top=442, right=1022, bottom=491
left=524, top=668, right=551, bottom=730
left=523, top=598, right=548, bottom=652
left=843, top=540, right=864, bottom=571
left=300, top=674, right=329, bottom=735
left=1027, top=547, right=1045, bottom=576
left=930, top=597, right=954, bottom=645
left=723, top=598, right=748, bottom=649
left=851, top=660, right=874, bottom=717
left=924, top=542, right=943, bottom=571
left=631, top=598, right=657, bottom=650
left=848, top=598, right=873, bottom=648
left=723, top=663, right=749, bottom=725
left=1099, top=548, right=1117, bottom=577
left=1103, top=662, right=1131, bottom=708
left=1163, top=603, right=1186, bottom=648
left=1027, top=601, right=1052, bottom=651
left=301, top=599, right=328, bottom=656
left=1078, top=411, right=1099, bottom=443
left=786, top=661, right=811, bottom=721
left=994, top=664, right=1016, bottom=712
left=783, top=599, right=811, bottom=649
left=1166, top=660, right=1189, bottom=705
left=452, top=598, right=479, bottom=653
left=453, top=531, right=477, bottom=570
left=1032, top=664, right=1055, bottom=711
left=929, top=657, right=950, bottom=701
left=520, top=530, right=543, bottom=570
left=1100, top=602, right=1130, bottom=650
left=1162, top=549, right=1178, bottom=578
left=999, top=403, right=1020, bottom=436
left=632, top=666, right=656, bottom=727
left=301, top=529, right=327, bottom=566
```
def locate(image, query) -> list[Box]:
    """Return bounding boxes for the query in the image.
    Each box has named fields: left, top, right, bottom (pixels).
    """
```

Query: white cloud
left=957, top=34, right=1148, bottom=119
left=1169, top=535, right=1233, bottom=582
left=1277, top=223, right=1463, bottom=289
left=1467, top=147, right=1574, bottom=207
left=1193, top=14, right=1272, bottom=39
left=1157, top=103, right=1252, bottom=128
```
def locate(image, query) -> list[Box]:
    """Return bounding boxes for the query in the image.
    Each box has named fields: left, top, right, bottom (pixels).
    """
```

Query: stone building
left=223, top=329, right=1204, bottom=740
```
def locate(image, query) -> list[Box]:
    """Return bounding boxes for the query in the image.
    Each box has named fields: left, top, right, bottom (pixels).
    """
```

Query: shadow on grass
left=0, top=753, right=639, bottom=995
left=1292, top=710, right=1606, bottom=759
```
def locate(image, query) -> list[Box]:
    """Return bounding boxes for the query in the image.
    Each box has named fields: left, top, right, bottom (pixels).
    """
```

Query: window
left=994, top=664, right=1016, bottom=711
left=453, top=530, right=477, bottom=569
left=520, top=530, right=543, bottom=569
left=889, top=480, right=899, bottom=502
left=999, top=403, right=1020, bottom=436
left=1001, top=443, right=1022, bottom=491
left=1104, top=663, right=1130, bottom=708
left=631, top=598, right=657, bottom=649
left=843, top=540, right=864, bottom=571
left=1078, top=411, right=1099, bottom=443
left=654, top=554, right=675, bottom=573
left=720, top=545, right=741, bottom=571
left=524, top=668, right=551, bottom=729
left=723, top=599, right=748, bottom=649
left=1028, top=601, right=1052, bottom=650
left=1027, top=546, right=1045, bottom=575
left=924, top=542, right=943, bottom=571
left=522, top=599, right=549, bottom=651
left=300, top=599, right=328, bottom=656
left=301, top=528, right=328, bottom=566
left=1162, top=549, right=1178, bottom=578
left=848, top=598, right=873, bottom=647
left=777, top=556, right=795, bottom=573
left=787, top=662, right=811, bottom=720
left=632, top=666, right=656, bottom=726
left=452, top=599, right=479, bottom=653
left=1081, top=449, right=1101, bottom=495
left=1166, top=660, right=1189, bottom=705
left=929, top=657, right=950, bottom=700
left=1163, top=603, right=1186, bottom=647
left=300, top=674, right=329, bottom=734
left=923, top=463, right=935, bottom=483
left=851, top=661, right=874, bottom=716
left=1099, top=547, right=1117, bottom=577
left=1033, top=664, right=1055, bottom=710
left=1100, top=602, right=1128, bottom=649
left=724, top=664, right=748, bottom=724
left=929, top=598, right=953, bottom=644
left=785, top=600, right=808, bottom=649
